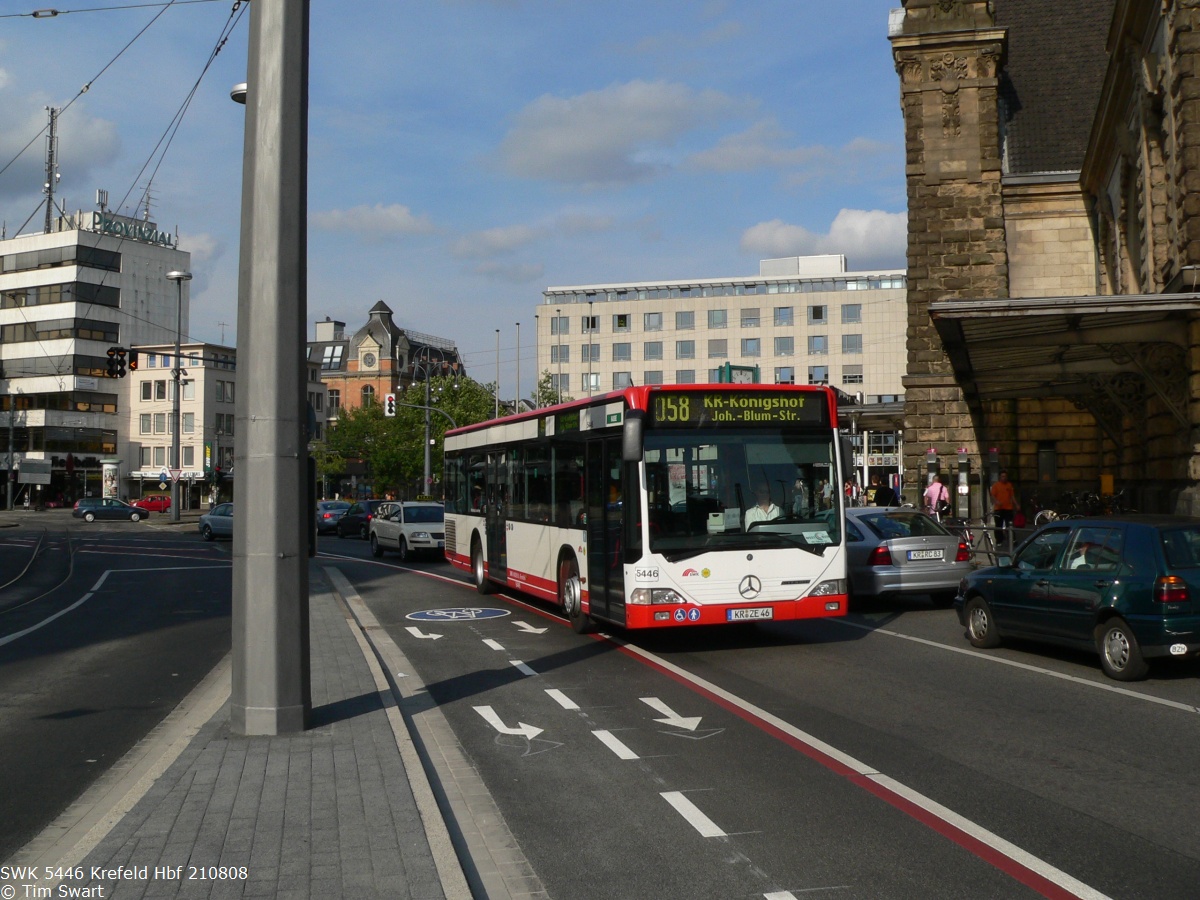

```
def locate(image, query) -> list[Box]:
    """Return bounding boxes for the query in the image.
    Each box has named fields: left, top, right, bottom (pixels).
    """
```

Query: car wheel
left=360, top=523, right=369, bottom=540
left=964, top=596, right=1001, bottom=649
left=472, top=537, right=493, bottom=594
left=398, top=538, right=410, bottom=562
left=130, top=511, right=142, bottom=523
left=84, top=511, right=96, bottom=523
left=369, top=533, right=383, bottom=558
left=201, top=524, right=214, bottom=541
left=559, top=554, right=593, bottom=634
left=337, top=523, right=347, bottom=539
left=1097, top=619, right=1149, bottom=681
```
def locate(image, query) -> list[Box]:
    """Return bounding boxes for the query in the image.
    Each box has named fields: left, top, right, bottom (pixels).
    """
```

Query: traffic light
left=128, top=349, right=139, bottom=371
left=106, top=347, right=119, bottom=377
left=213, top=466, right=223, bottom=484
left=384, top=393, right=396, bottom=417
left=115, top=347, right=127, bottom=377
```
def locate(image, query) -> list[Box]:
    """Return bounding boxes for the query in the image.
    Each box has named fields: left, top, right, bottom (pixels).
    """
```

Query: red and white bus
left=443, top=384, right=849, bottom=632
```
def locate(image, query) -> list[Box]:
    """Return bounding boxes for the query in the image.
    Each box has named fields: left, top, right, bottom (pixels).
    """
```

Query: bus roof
left=443, top=383, right=841, bottom=441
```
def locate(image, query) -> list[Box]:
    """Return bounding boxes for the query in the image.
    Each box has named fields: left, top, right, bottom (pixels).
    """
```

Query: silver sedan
left=845, top=507, right=971, bottom=606
left=199, top=502, right=234, bottom=541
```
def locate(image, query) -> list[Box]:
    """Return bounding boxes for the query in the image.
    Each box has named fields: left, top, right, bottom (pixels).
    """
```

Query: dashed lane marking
left=509, top=660, right=537, bottom=677
left=660, top=791, right=725, bottom=838
left=544, top=689, right=578, bottom=710
left=593, top=730, right=639, bottom=760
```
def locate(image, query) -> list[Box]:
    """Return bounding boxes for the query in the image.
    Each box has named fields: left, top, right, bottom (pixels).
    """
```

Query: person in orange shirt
left=990, top=470, right=1017, bottom=536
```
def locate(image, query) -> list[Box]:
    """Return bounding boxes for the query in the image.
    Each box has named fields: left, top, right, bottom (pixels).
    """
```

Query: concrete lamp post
left=166, top=270, right=191, bottom=523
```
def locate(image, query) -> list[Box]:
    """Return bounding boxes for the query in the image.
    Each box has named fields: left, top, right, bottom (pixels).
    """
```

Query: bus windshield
left=643, top=426, right=842, bottom=561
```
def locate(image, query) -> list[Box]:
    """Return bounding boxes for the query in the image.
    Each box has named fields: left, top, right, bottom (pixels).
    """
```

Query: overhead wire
left=1, top=0, right=250, bottom=387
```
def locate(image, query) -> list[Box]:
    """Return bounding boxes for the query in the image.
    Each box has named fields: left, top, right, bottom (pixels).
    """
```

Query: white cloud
left=689, top=120, right=892, bottom=183
left=0, top=69, right=10, bottom=91
left=499, top=80, right=746, bottom=186
left=179, top=231, right=222, bottom=265
left=740, top=209, right=907, bottom=270
left=0, top=101, right=120, bottom=202
left=472, top=260, right=545, bottom=283
left=309, top=203, right=435, bottom=235
left=452, top=224, right=543, bottom=259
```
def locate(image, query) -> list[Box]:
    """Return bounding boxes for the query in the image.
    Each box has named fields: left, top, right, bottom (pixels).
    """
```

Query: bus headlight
left=629, top=588, right=686, bottom=605
left=808, top=579, right=846, bottom=597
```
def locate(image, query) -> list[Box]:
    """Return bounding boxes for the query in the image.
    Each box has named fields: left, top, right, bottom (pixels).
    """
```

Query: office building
left=0, top=206, right=190, bottom=502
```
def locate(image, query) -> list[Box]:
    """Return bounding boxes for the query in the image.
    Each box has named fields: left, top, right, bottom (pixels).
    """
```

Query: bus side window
left=553, top=442, right=584, bottom=527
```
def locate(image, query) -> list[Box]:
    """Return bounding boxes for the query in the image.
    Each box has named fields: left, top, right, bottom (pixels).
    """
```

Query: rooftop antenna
left=43, top=107, right=60, bottom=234
left=96, top=189, right=108, bottom=214
left=218, top=321, right=229, bottom=343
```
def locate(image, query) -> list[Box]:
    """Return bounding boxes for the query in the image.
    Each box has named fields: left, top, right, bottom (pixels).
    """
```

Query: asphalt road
left=320, top=533, right=1200, bottom=900
left=0, top=518, right=232, bottom=862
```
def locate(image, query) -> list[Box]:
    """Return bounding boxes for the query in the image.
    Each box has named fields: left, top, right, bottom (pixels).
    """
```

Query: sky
left=0, top=0, right=908, bottom=401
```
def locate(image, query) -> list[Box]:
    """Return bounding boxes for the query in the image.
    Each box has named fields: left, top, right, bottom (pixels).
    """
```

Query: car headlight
left=629, top=588, right=686, bottom=605
left=808, top=579, right=846, bottom=596
left=411, top=531, right=431, bottom=540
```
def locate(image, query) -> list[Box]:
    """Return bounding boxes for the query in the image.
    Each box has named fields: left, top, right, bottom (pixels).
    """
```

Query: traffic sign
left=169, top=468, right=182, bottom=484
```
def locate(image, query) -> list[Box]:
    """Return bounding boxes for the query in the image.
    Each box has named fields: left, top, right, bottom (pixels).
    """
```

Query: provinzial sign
left=649, top=390, right=829, bottom=427
left=88, top=212, right=175, bottom=248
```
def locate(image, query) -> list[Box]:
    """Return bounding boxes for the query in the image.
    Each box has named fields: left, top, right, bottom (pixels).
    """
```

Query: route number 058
left=655, top=395, right=690, bottom=423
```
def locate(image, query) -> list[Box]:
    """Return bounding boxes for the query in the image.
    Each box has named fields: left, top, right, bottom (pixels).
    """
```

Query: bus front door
left=486, top=451, right=508, bottom=583
left=586, top=437, right=627, bottom=625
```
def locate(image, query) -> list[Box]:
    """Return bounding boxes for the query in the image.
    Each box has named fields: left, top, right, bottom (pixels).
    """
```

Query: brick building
left=889, top=0, right=1200, bottom=516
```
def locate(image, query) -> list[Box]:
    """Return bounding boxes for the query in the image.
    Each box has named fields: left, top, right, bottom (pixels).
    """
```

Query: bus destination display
left=650, top=390, right=828, bottom=427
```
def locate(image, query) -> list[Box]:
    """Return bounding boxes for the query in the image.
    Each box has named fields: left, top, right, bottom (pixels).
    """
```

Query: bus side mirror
left=622, top=410, right=644, bottom=462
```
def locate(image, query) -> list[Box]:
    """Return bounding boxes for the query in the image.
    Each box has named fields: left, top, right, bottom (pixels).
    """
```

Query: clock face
left=730, top=368, right=754, bottom=383
left=362, top=352, right=377, bottom=369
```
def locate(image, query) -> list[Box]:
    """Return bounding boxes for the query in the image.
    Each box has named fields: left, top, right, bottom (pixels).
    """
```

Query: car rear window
left=405, top=506, right=444, bottom=523
left=1160, top=527, right=1200, bottom=568
left=857, top=512, right=950, bottom=540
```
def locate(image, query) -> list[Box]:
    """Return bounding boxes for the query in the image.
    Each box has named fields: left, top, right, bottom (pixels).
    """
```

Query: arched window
left=361, top=384, right=375, bottom=406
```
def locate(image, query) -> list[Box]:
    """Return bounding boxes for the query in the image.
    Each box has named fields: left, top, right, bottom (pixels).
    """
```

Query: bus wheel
left=559, top=556, right=592, bottom=634
left=472, top=538, right=493, bottom=594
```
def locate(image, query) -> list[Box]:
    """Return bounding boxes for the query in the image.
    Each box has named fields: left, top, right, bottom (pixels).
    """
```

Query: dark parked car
left=336, top=500, right=394, bottom=539
left=72, top=497, right=145, bottom=523
left=955, top=516, right=1200, bottom=680
left=316, top=500, right=351, bottom=534
left=846, top=507, right=971, bottom=606
left=199, top=503, right=234, bottom=541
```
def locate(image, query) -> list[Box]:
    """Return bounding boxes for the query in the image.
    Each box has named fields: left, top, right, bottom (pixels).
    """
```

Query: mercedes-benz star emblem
left=739, top=575, right=762, bottom=599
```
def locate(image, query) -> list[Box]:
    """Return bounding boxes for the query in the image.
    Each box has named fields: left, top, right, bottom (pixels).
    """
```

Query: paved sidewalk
left=4, top=566, right=471, bottom=899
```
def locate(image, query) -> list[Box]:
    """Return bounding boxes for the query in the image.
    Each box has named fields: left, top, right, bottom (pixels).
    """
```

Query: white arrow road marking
left=545, top=689, right=579, bottom=710
left=483, top=639, right=505, bottom=651
left=510, top=660, right=538, bottom=676
left=474, top=706, right=544, bottom=740
left=641, top=697, right=702, bottom=731
left=514, top=621, right=548, bottom=634
left=661, top=792, right=725, bottom=837
left=593, top=730, right=639, bottom=760
left=405, top=626, right=443, bottom=640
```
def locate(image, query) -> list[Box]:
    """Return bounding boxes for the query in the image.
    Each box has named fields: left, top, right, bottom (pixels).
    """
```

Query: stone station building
left=889, top=0, right=1200, bottom=516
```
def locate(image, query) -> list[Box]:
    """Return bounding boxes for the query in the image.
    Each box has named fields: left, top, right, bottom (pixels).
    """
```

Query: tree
left=308, top=440, right=345, bottom=498
left=327, top=377, right=501, bottom=498
left=534, top=369, right=570, bottom=407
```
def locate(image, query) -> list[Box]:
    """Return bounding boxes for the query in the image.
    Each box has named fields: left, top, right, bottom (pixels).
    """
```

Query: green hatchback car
left=955, top=516, right=1200, bottom=681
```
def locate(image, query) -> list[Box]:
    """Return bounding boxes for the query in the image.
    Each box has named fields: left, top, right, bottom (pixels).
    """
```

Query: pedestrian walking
left=990, top=470, right=1017, bottom=537
left=923, top=475, right=950, bottom=520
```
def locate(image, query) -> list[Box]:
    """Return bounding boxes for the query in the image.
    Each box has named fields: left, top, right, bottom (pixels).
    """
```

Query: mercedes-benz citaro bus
left=443, top=384, right=850, bottom=633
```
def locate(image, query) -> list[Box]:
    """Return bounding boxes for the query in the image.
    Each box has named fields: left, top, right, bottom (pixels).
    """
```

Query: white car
left=369, top=501, right=445, bottom=561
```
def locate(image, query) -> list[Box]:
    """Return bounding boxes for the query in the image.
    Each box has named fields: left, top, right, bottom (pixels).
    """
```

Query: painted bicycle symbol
left=406, top=608, right=512, bottom=622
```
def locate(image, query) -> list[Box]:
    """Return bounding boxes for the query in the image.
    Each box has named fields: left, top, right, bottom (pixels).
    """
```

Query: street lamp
left=587, top=298, right=594, bottom=397
left=515, top=321, right=520, bottom=413
left=555, top=306, right=562, bottom=404
left=166, top=270, right=191, bottom=523
left=495, top=329, right=500, bottom=418
left=412, top=348, right=451, bottom=496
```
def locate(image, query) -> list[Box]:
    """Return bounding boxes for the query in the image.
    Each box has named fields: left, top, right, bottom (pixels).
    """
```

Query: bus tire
left=559, top=554, right=592, bottom=634
left=472, top=537, right=493, bottom=594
